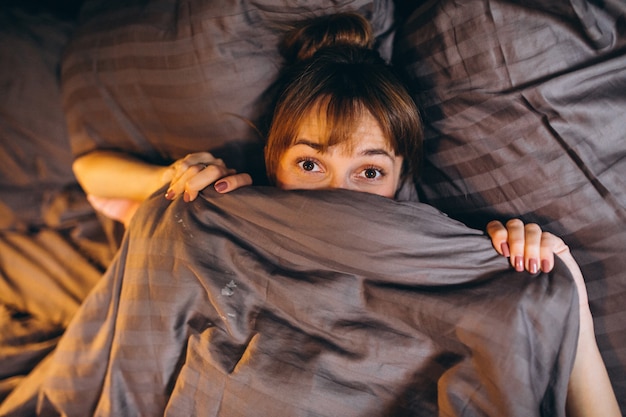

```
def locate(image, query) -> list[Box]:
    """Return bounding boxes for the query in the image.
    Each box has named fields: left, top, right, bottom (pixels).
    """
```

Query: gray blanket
left=3, top=187, right=578, bottom=416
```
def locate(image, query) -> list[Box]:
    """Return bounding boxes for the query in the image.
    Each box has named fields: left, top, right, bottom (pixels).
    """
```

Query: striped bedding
left=393, top=1, right=626, bottom=409
left=16, top=188, right=578, bottom=416
left=1, top=0, right=624, bottom=414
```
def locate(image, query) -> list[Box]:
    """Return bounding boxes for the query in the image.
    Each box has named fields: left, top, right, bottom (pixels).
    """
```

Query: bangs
left=265, top=44, right=423, bottom=185
left=299, top=95, right=391, bottom=153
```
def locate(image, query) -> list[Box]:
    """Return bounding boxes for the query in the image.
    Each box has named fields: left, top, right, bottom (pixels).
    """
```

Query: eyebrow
left=293, top=139, right=323, bottom=151
left=293, top=139, right=395, bottom=160
left=361, top=148, right=394, bottom=159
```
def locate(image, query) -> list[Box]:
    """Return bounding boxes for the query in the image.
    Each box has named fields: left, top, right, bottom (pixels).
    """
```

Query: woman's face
left=275, top=111, right=403, bottom=198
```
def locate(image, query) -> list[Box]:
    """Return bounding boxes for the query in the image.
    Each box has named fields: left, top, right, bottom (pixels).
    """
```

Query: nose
left=329, top=175, right=351, bottom=191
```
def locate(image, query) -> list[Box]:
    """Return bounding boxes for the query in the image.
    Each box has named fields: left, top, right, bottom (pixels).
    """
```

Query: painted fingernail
left=515, top=256, right=524, bottom=272
left=500, top=242, right=510, bottom=257
left=183, top=191, right=190, bottom=202
left=529, top=258, right=538, bottom=274
left=214, top=181, right=227, bottom=192
left=165, top=189, right=174, bottom=200
left=541, top=259, right=550, bottom=272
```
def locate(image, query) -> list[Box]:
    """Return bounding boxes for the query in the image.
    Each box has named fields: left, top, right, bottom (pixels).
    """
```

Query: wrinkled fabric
left=14, top=187, right=579, bottom=417
left=2, top=0, right=621, bottom=414
left=393, top=0, right=626, bottom=411
left=0, top=6, right=117, bottom=405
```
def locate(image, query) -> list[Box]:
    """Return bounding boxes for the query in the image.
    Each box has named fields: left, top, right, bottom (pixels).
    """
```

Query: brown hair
left=264, top=12, right=423, bottom=186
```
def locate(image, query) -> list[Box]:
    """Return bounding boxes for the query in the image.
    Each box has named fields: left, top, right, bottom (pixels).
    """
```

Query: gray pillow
left=62, top=0, right=395, bottom=181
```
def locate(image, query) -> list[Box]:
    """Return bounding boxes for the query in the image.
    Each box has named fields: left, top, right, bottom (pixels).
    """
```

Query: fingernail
left=183, top=191, right=190, bottom=203
left=515, top=256, right=524, bottom=272
left=541, top=259, right=550, bottom=272
left=214, top=181, right=227, bottom=192
left=500, top=242, right=510, bottom=257
left=529, top=258, right=538, bottom=274
left=165, top=189, right=174, bottom=200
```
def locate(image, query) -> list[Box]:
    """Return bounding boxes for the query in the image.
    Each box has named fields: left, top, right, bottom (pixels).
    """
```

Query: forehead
left=295, top=108, right=393, bottom=152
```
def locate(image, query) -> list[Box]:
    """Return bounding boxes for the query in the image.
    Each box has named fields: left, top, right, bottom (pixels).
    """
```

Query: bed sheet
left=0, top=4, right=119, bottom=405
left=2, top=187, right=579, bottom=416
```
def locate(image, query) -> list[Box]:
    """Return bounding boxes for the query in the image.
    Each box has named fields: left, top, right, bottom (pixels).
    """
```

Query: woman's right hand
left=164, top=152, right=253, bottom=202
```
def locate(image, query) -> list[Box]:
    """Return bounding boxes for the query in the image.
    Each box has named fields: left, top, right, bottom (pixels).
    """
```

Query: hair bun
left=281, top=12, right=374, bottom=63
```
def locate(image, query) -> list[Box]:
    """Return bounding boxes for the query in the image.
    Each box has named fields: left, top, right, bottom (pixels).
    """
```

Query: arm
left=557, top=246, right=622, bottom=417
left=488, top=221, right=621, bottom=417
left=73, top=150, right=172, bottom=200
left=74, top=150, right=242, bottom=225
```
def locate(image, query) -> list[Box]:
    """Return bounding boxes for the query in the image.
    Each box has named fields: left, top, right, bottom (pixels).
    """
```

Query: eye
left=364, top=168, right=379, bottom=179
left=297, top=158, right=322, bottom=172
left=358, top=166, right=385, bottom=180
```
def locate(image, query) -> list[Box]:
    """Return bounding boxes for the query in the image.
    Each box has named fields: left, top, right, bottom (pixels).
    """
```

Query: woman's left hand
left=487, top=219, right=561, bottom=274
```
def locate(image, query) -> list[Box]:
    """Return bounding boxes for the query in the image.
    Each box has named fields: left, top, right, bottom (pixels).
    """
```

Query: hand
left=87, top=194, right=141, bottom=227
left=163, top=152, right=252, bottom=202
left=488, top=223, right=621, bottom=416
left=486, top=219, right=568, bottom=274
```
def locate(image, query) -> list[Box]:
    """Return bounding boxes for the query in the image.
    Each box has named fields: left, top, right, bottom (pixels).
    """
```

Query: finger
left=183, top=165, right=235, bottom=202
left=523, top=223, right=542, bottom=274
left=160, top=164, right=176, bottom=184
left=180, top=152, right=225, bottom=170
left=214, top=173, right=253, bottom=193
left=167, top=164, right=206, bottom=200
left=486, top=220, right=510, bottom=257
left=169, top=153, right=225, bottom=186
left=505, top=219, right=526, bottom=271
left=539, top=232, right=566, bottom=273
left=166, top=160, right=186, bottom=188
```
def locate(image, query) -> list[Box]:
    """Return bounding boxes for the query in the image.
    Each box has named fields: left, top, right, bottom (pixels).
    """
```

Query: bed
left=0, top=0, right=624, bottom=415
